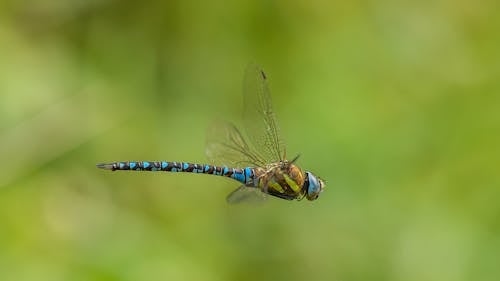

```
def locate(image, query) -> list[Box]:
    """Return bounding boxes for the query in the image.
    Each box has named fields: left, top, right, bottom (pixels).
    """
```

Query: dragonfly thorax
left=254, top=163, right=307, bottom=201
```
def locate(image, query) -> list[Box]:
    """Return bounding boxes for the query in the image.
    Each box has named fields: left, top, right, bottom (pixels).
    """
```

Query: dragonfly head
left=304, top=171, right=325, bottom=201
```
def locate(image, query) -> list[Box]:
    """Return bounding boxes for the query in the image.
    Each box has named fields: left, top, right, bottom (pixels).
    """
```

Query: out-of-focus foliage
left=0, top=0, right=499, bottom=280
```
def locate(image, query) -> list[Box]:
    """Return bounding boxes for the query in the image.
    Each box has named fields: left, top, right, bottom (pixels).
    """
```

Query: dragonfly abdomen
left=96, top=161, right=254, bottom=185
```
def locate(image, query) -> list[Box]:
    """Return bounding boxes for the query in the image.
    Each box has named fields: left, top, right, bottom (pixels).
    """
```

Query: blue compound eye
left=305, top=172, right=324, bottom=201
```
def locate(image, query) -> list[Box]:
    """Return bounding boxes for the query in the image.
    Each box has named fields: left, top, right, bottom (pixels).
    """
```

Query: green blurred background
left=1, top=0, right=499, bottom=280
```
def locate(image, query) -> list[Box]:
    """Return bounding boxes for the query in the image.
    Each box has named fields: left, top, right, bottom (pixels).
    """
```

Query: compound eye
left=306, top=172, right=322, bottom=200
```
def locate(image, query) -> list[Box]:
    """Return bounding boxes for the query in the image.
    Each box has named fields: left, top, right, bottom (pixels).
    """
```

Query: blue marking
left=233, top=172, right=245, bottom=183
left=119, top=162, right=125, bottom=169
left=171, top=167, right=178, bottom=172
left=223, top=167, right=228, bottom=175
left=204, top=165, right=209, bottom=172
left=143, top=162, right=150, bottom=169
left=182, top=162, right=188, bottom=171
left=244, top=167, right=252, bottom=181
left=129, top=162, right=136, bottom=169
left=161, top=162, right=168, bottom=169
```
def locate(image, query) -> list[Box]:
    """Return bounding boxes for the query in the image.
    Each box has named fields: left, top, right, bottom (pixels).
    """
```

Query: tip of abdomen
left=96, top=163, right=114, bottom=170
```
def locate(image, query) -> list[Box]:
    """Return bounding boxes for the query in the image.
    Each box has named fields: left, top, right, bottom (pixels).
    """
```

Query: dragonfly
left=97, top=63, right=325, bottom=203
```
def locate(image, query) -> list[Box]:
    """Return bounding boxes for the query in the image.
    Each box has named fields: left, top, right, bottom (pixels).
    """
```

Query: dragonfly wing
left=226, top=185, right=267, bottom=204
left=205, top=120, right=267, bottom=167
left=243, top=63, right=285, bottom=163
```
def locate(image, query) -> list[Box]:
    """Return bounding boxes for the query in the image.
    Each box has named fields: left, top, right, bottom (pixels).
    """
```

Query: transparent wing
left=226, top=185, right=267, bottom=204
left=243, top=63, right=285, bottom=163
left=205, top=121, right=267, bottom=167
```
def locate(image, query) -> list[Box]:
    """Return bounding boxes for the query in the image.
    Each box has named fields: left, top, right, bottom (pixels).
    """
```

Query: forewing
left=205, top=121, right=267, bottom=167
left=243, top=63, right=285, bottom=163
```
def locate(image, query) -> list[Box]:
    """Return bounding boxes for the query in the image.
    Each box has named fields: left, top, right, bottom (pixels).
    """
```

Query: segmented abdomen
left=96, top=161, right=256, bottom=185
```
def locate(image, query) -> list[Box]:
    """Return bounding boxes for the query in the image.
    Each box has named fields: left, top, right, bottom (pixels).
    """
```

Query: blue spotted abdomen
left=96, top=161, right=256, bottom=185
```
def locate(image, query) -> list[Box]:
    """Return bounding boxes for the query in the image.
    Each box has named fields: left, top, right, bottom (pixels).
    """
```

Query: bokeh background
left=1, top=0, right=499, bottom=280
